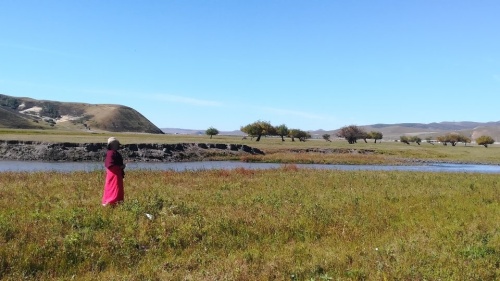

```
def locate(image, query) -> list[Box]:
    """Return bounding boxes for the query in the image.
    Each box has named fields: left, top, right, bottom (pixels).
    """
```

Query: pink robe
left=102, top=150, right=124, bottom=205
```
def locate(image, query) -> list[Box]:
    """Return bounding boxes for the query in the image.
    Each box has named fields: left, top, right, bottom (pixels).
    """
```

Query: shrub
left=476, top=135, right=495, bottom=147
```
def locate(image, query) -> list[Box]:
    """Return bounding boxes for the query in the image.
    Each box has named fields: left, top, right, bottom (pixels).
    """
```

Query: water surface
left=1, top=160, right=500, bottom=174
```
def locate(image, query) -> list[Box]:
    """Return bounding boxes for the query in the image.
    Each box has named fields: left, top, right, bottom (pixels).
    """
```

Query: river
left=1, top=160, right=500, bottom=173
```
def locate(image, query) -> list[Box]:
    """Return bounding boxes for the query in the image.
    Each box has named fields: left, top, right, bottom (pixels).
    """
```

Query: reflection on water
left=0, top=160, right=500, bottom=174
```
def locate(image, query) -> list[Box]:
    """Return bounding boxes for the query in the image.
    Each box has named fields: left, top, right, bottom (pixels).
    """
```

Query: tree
left=447, top=134, right=459, bottom=146
left=476, top=135, right=495, bottom=147
left=445, top=133, right=467, bottom=147
left=425, top=137, right=434, bottom=145
left=322, top=134, right=332, bottom=142
left=275, top=124, right=289, bottom=142
left=436, top=133, right=470, bottom=146
left=436, top=135, right=448, bottom=146
left=289, top=129, right=310, bottom=142
left=241, top=120, right=275, bottom=142
left=368, top=131, right=383, bottom=143
left=205, top=127, right=219, bottom=139
left=462, top=136, right=471, bottom=146
left=359, top=131, right=369, bottom=143
left=400, top=136, right=410, bottom=145
left=337, top=125, right=367, bottom=144
left=409, top=136, right=422, bottom=145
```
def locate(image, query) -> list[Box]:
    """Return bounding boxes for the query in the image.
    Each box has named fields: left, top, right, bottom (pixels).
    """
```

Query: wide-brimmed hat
left=107, top=137, right=120, bottom=146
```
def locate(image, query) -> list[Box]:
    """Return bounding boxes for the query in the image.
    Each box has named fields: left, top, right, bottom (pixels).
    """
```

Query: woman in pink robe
left=102, top=137, right=126, bottom=206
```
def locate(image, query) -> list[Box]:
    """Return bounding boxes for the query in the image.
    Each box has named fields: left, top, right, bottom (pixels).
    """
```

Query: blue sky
left=1, top=1, right=499, bottom=131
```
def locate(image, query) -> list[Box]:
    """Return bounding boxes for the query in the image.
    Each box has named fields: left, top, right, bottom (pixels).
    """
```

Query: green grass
left=1, top=168, right=500, bottom=280
left=2, top=129, right=500, bottom=164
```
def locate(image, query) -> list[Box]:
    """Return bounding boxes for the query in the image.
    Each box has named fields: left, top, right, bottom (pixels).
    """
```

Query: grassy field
left=1, top=129, right=500, bottom=164
left=1, top=168, right=500, bottom=280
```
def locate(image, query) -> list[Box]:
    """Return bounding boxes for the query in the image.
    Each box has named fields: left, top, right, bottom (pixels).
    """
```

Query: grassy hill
left=0, top=106, right=49, bottom=129
left=0, top=94, right=163, bottom=134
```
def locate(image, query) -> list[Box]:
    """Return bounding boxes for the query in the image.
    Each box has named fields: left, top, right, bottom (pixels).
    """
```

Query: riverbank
left=0, top=140, right=407, bottom=165
left=0, top=140, right=424, bottom=166
left=0, top=140, right=264, bottom=162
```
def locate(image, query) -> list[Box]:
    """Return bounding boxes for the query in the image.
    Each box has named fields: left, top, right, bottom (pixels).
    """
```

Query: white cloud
left=152, top=94, right=223, bottom=107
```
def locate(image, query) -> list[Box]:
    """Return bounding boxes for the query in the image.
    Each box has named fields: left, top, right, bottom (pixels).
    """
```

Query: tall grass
left=1, top=168, right=500, bottom=280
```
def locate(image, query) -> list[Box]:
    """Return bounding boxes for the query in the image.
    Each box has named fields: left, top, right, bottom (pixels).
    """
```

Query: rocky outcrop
left=0, top=141, right=264, bottom=162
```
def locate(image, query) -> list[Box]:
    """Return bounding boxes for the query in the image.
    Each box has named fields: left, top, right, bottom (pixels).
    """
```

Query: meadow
left=2, top=130, right=500, bottom=280
left=1, top=168, right=500, bottom=280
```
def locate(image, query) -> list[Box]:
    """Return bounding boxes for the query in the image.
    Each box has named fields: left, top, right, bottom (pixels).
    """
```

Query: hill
left=0, top=94, right=163, bottom=134
left=308, top=121, right=500, bottom=141
left=369, top=121, right=495, bottom=131
left=361, top=121, right=500, bottom=141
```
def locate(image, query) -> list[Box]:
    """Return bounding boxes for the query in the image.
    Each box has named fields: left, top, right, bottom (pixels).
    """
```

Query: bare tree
left=337, top=125, right=367, bottom=144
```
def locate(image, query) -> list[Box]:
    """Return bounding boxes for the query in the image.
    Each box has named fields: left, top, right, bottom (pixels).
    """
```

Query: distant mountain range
left=0, top=94, right=163, bottom=134
left=369, top=121, right=500, bottom=132
left=313, top=121, right=500, bottom=141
